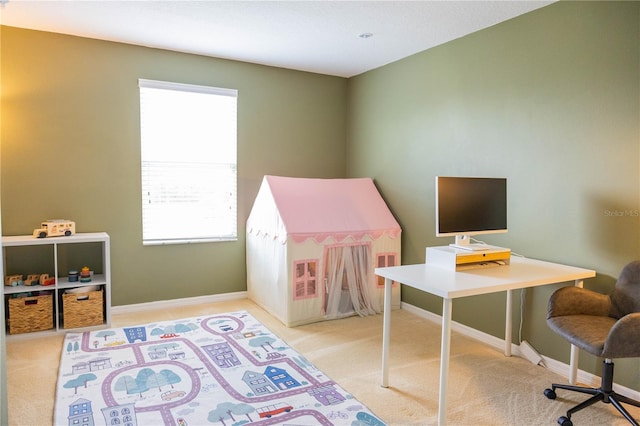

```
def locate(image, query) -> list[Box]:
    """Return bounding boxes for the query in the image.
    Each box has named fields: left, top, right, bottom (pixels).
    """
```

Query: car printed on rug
left=160, top=333, right=179, bottom=339
left=257, top=403, right=293, bottom=418
left=161, top=390, right=186, bottom=401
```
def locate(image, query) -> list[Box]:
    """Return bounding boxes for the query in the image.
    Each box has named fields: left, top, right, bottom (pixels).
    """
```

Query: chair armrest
left=603, top=312, right=640, bottom=358
left=547, top=286, right=611, bottom=319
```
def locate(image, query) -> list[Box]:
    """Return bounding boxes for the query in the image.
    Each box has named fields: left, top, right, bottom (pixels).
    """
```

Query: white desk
left=375, top=256, right=595, bottom=426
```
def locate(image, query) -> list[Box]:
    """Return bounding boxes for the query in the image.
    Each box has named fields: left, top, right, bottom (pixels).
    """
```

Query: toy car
left=4, top=274, right=23, bottom=287
left=33, top=220, right=76, bottom=238
left=39, top=273, right=55, bottom=286
left=161, top=390, right=186, bottom=401
left=160, top=333, right=179, bottom=339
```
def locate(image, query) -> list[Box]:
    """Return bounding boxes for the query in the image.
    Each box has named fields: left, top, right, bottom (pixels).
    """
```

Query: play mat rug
left=54, top=310, right=386, bottom=426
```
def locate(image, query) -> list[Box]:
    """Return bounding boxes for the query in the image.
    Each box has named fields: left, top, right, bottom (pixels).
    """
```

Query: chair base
left=544, top=360, right=640, bottom=426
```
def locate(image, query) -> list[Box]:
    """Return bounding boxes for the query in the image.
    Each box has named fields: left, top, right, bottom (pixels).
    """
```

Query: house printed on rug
left=246, top=175, right=402, bottom=327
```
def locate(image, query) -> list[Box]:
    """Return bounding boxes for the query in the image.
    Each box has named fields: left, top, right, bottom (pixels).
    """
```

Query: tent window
left=139, top=78, right=238, bottom=245
left=293, top=260, right=318, bottom=300
left=376, top=253, right=398, bottom=287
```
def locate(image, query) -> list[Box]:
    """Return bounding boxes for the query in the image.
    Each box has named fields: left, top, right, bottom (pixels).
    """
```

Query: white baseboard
left=111, top=291, right=247, bottom=315
left=400, top=301, right=640, bottom=401
left=400, top=301, right=517, bottom=353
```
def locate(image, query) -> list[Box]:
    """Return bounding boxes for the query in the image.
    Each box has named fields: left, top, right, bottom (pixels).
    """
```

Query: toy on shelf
left=80, top=266, right=92, bottom=283
left=33, top=219, right=76, bottom=238
left=4, top=274, right=23, bottom=287
left=24, top=274, right=41, bottom=286
left=5, top=274, right=49, bottom=287
left=6, top=269, right=92, bottom=287
left=39, top=273, right=56, bottom=286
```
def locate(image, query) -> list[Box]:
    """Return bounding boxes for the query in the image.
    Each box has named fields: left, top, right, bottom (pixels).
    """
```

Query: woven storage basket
left=8, top=294, right=54, bottom=334
left=62, top=289, right=104, bottom=329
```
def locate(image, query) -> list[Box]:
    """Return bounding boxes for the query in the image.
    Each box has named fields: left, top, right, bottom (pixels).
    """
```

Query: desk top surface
left=374, top=256, right=595, bottom=299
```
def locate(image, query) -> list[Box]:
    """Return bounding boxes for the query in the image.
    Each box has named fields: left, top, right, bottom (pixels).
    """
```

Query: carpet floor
left=6, top=298, right=640, bottom=425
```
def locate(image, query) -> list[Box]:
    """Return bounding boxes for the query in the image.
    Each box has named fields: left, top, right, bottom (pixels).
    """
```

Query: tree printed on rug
left=54, top=311, right=386, bottom=426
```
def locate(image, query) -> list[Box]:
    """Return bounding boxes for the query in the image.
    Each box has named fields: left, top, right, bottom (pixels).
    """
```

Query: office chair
left=543, top=260, right=640, bottom=426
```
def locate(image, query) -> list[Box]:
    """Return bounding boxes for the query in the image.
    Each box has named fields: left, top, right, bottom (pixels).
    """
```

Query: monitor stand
left=449, top=235, right=490, bottom=251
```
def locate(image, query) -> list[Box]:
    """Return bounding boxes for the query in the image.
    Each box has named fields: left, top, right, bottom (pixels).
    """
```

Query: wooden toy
left=80, top=266, right=92, bottom=283
left=24, top=274, right=41, bottom=286
left=39, top=273, right=56, bottom=286
left=33, top=219, right=76, bottom=238
left=4, top=274, right=23, bottom=287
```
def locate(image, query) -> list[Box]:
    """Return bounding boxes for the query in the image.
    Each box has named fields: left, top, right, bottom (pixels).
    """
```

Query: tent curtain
left=324, top=244, right=378, bottom=319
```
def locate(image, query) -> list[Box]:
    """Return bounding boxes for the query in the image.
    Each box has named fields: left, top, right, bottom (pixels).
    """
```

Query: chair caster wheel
left=544, top=388, right=557, bottom=399
left=558, top=416, right=573, bottom=426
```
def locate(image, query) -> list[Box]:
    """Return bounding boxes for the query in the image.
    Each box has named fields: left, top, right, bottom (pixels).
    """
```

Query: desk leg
left=505, top=289, right=513, bottom=357
left=438, top=298, right=453, bottom=426
left=381, top=277, right=392, bottom=388
left=569, top=279, right=584, bottom=384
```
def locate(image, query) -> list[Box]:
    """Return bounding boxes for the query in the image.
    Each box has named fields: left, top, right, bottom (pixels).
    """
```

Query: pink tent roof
left=247, top=175, right=401, bottom=244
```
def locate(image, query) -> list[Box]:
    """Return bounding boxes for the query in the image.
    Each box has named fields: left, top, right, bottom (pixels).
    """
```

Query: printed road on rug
left=54, top=311, right=386, bottom=426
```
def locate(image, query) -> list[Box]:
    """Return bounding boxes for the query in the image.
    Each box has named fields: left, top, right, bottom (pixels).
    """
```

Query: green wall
left=1, top=26, right=347, bottom=306
left=347, top=1, right=640, bottom=389
left=1, top=0, right=639, bottom=394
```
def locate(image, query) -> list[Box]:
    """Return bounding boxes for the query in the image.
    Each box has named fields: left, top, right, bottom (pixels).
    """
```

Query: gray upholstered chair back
left=610, top=260, right=640, bottom=319
left=544, top=260, right=640, bottom=426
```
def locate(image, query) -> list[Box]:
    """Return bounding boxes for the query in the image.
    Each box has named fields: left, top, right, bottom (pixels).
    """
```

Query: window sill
left=143, top=237, right=237, bottom=246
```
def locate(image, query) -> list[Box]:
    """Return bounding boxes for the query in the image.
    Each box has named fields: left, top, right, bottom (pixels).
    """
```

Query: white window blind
left=139, top=79, right=238, bottom=245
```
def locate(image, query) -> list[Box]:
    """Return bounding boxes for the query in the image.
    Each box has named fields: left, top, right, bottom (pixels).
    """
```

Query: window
left=376, top=253, right=398, bottom=287
left=293, top=260, right=318, bottom=299
left=139, top=79, right=238, bottom=245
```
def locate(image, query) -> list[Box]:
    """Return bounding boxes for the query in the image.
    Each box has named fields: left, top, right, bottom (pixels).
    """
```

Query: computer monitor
left=435, top=176, right=507, bottom=251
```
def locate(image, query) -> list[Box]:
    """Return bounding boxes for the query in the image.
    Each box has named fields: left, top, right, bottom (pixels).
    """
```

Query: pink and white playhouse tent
left=246, top=175, right=402, bottom=327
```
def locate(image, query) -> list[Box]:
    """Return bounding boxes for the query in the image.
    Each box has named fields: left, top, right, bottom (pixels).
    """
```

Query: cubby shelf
left=2, top=232, right=111, bottom=335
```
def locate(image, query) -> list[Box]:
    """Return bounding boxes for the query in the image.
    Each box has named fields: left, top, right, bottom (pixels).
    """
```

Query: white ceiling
left=0, top=0, right=554, bottom=77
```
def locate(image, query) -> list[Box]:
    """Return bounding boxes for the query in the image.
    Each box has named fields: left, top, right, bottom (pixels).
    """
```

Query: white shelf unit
left=2, top=232, right=111, bottom=334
